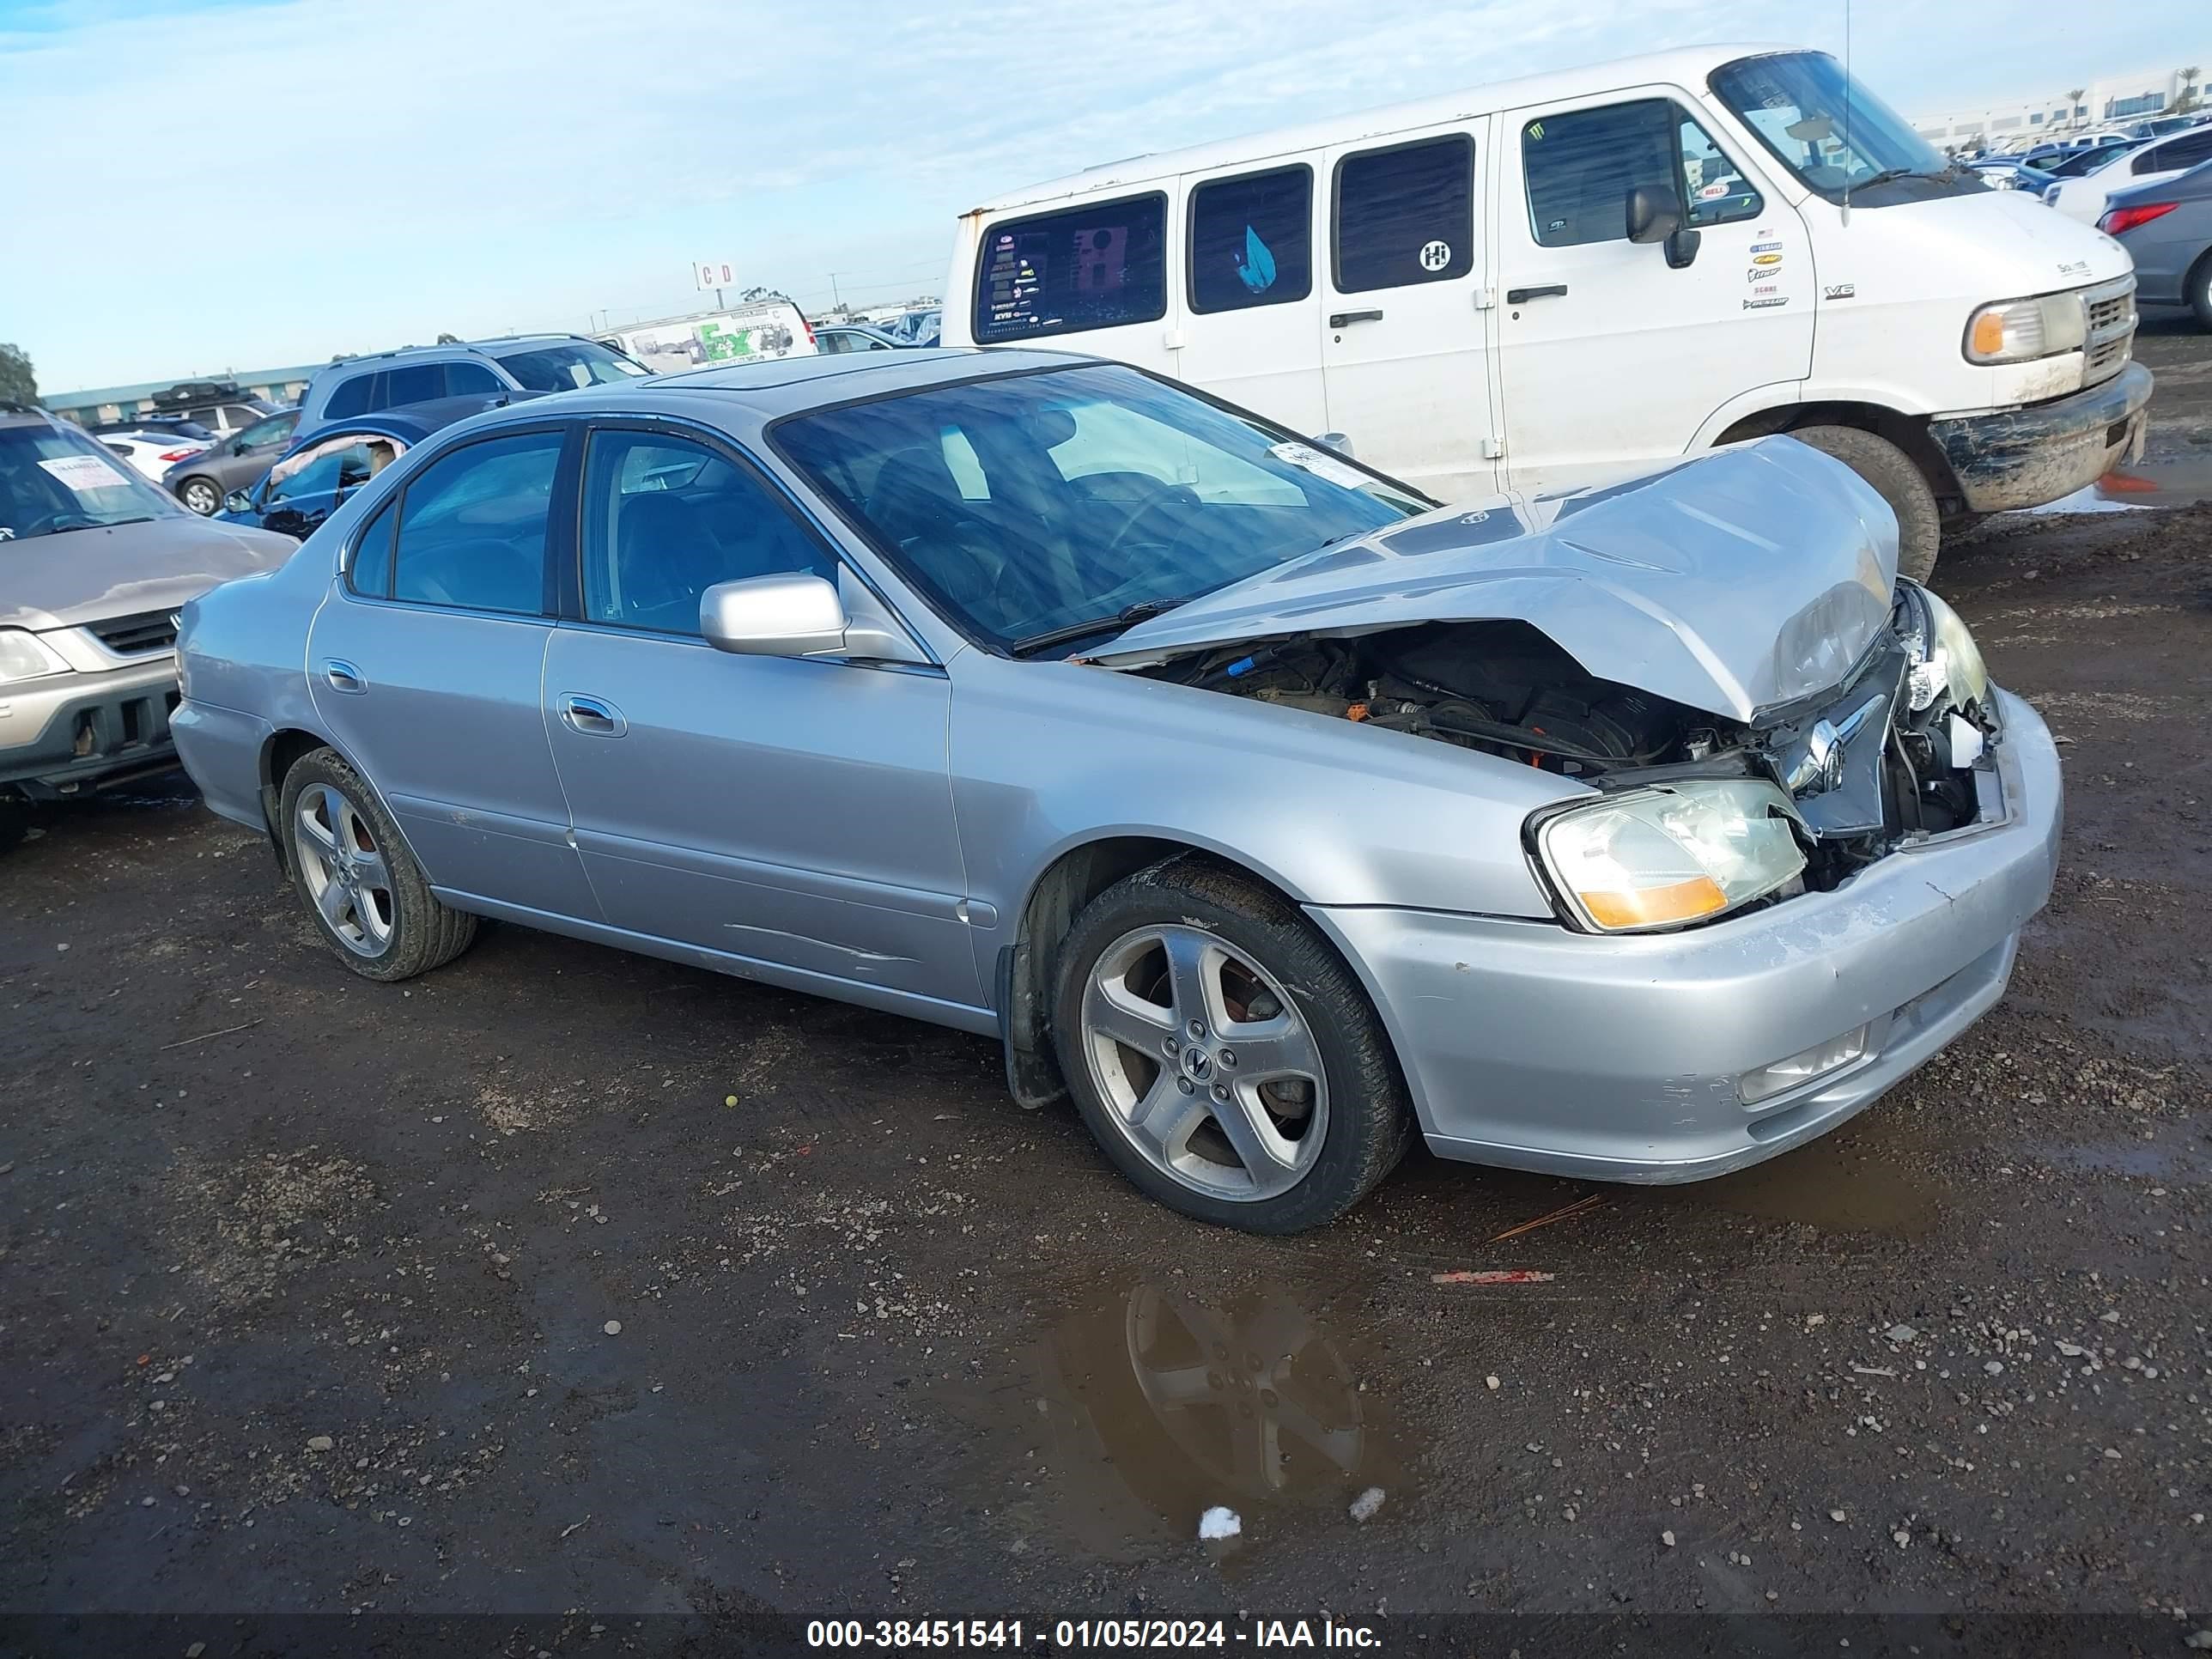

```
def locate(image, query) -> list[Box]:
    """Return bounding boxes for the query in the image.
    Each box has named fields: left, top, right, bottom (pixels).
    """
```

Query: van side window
left=1522, top=100, right=1678, bottom=246
left=1677, top=112, right=1764, bottom=226
left=971, top=194, right=1168, bottom=343
left=1188, top=166, right=1313, bottom=313
left=1333, top=137, right=1474, bottom=293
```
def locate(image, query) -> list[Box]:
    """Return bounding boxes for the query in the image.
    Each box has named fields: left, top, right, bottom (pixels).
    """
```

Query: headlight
left=1533, top=779, right=1807, bottom=933
left=1964, top=291, right=2087, bottom=363
left=0, top=629, right=70, bottom=685
left=1897, top=581, right=1990, bottom=714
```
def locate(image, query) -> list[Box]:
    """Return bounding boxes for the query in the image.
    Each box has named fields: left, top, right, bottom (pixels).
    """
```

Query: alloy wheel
left=181, top=479, right=218, bottom=515
left=294, top=782, right=395, bottom=957
left=1079, top=923, right=1328, bottom=1202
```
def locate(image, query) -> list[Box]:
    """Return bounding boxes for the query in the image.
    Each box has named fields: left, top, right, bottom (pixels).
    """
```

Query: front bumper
left=0, top=661, right=185, bottom=798
left=1929, top=361, right=2153, bottom=512
left=1310, top=687, right=2062, bottom=1183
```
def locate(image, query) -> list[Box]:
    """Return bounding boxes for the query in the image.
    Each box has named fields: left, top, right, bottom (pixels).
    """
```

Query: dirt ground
left=3, top=343, right=2210, bottom=1656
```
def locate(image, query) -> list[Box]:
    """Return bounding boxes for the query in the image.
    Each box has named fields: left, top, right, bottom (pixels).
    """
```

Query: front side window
left=390, top=429, right=562, bottom=614
left=0, top=422, right=182, bottom=539
left=580, top=430, right=830, bottom=635
left=1189, top=166, right=1313, bottom=313
left=1711, top=52, right=1966, bottom=204
left=1334, top=137, right=1474, bottom=293
left=238, top=410, right=297, bottom=452
left=267, top=445, right=369, bottom=506
left=491, top=341, right=647, bottom=392
left=323, top=374, right=376, bottom=419
left=971, top=194, right=1169, bottom=343
left=771, top=363, right=1425, bottom=653
left=1522, top=100, right=1675, bottom=246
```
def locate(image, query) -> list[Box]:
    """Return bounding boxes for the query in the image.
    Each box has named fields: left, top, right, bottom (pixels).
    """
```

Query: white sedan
left=2048, top=125, right=2212, bottom=223
left=98, top=429, right=211, bottom=482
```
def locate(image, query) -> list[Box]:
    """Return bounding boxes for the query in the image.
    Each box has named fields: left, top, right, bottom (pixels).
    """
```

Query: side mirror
left=222, top=489, right=254, bottom=515
left=701, top=573, right=857, bottom=658
left=1626, top=185, right=1701, bottom=270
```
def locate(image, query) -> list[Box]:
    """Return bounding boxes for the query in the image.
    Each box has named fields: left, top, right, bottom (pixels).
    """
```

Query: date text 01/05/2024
left=804, top=1619, right=1384, bottom=1649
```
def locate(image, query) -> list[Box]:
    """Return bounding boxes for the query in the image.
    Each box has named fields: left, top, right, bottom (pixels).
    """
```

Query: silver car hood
left=1096, top=437, right=1899, bottom=722
left=1, top=514, right=301, bottom=632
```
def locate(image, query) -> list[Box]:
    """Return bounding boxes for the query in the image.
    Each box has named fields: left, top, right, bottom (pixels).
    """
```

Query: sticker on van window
left=38, top=455, right=129, bottom=493
left=1270, top=441, right=1369, bottom=489
left=1698, top=181, right=1730, bottom=200
left=1237, top=226, right=1279, bottom=295
left=1418, top=240, right=1453, bottom=272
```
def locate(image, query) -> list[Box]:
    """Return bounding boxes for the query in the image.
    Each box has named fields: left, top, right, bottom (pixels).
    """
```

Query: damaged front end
left=1122, top=578, right=2003, bottom=933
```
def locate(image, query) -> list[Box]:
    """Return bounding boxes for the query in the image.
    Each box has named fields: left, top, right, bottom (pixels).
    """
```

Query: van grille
left=2081, top=276, right=2136, bottom=386
left=88, top=611, right=179, bottom=657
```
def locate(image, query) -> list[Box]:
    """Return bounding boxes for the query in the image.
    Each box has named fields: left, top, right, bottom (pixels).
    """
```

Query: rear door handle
left=321, top=659, right=366, bottom=695
left=558, top=694, right=628, bottom=738
left=1328, top=308, right=1385, bottom=327
left=1505, top=284, right=1569, bottom=304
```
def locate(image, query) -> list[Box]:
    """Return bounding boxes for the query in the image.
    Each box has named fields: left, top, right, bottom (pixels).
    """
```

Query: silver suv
left=0, top=404, right=295, bottom=807
left=295, top=336, right=648, bottom=428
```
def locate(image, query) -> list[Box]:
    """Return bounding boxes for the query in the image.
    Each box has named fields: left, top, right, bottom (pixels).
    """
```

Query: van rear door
left=1316, top=121, right=1499, bottom=504
left=1171, top=158, right=1328, bottom=435
left=1493, top=91, right=1811, bottom=496
left=963, top=192, right=1182, bottom=377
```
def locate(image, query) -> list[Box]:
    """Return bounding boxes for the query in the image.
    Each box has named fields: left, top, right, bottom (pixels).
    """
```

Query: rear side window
left=390, top=430, right=563, bottom=615
left=1522, top=100, right=1677, bottom=246
left=2141, top=131, right=2212, bottom=173
left=1189, top=166, right=1313, bottom=314
left=444, top=360, right=504, bottom=395
left=972, top=193, right=1168, bottom=343
left=1333, top=136, right=1474, bottom=293
left=322, top=373, right=375, bottom=419
left=384, top=363, right=441, bottom=406
left=349, top=501, right=397, bottom=597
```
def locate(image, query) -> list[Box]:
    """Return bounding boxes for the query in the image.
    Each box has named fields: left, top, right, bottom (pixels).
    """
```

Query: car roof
left=310, top=337, right=586, bottom=378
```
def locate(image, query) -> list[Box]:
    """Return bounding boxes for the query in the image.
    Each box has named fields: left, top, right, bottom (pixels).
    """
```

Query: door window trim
left=1185, top=161, right=1316, bottom=315
left=334, top=420, right=580, bottom=621
left=1328, top=130, right=1478, bottom=296
left=562, top=414, right=939, bottom=665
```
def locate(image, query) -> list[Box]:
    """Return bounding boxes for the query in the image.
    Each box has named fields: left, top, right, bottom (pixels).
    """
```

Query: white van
left=943, top=44, right=2151, bottom=579
left=597, top=301, right=818, bottom=374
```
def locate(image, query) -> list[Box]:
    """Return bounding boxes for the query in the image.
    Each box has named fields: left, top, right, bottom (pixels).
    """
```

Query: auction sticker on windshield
left=1269, top=441, right=1369, bottom=489
left=39, top=454, right=130, bottom=492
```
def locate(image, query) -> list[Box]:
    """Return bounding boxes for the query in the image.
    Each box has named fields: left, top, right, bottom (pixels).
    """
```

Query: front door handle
left=321, top=659, right=366, bottom=695
left=558, top=693, right=628, bottom=738
left=1505, top=284, right=1570, bottom=304
left=1328, top=308, right=1385, bottom=327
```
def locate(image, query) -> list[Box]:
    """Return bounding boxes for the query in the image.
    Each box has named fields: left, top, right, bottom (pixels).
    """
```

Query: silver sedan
left=173, top=349, right=2061, bottom=1231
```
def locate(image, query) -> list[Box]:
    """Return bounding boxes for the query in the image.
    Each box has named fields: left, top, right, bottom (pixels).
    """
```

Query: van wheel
left=1051, top=855, right=1413, bottom=1233
left=1790, top=425, right=1942, bottom=584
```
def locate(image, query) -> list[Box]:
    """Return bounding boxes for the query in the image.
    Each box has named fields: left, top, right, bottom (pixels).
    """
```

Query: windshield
left=492, top=340, right=649, bottom=392
left=771, top=363, right=1427, bottom=653
left=0, top=422, right=183, bottom=540
left=1711, top=52, right=1959, bottom=203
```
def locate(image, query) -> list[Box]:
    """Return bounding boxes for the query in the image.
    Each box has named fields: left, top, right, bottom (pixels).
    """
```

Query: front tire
left=178, top=477, right=222, bottom=516
left=1790, top=424, right=1942, bottom=584
left=279, top=747, right=476, bottom=981
left=1051, top=857, right=1412, bottom=1233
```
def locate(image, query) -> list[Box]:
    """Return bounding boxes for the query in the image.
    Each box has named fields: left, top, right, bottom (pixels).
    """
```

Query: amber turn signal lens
left=1969, top=311, right=2007, bottom=357
left=1577, top=876, right=1728, bottom=931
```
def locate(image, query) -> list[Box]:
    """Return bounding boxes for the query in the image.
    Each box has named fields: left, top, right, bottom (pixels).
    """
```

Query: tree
left=2065, top=88, right=2086, bottom=131
left=2178, top=66, right=2202, bottom=114
left=0, top=342, right=34, bottom=405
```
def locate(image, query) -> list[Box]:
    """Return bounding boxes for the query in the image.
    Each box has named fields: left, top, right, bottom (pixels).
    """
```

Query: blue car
left=217, top=392, right=538, bottom=539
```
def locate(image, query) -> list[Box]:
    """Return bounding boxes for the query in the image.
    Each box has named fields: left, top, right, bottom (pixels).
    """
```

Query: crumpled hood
left=1097, top=436, right=1899, bottom=722
left=1, top=514, right=300, bottom=632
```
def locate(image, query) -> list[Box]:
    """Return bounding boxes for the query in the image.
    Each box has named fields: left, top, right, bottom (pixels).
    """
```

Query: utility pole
left=830, top=272, right=844, bottom=311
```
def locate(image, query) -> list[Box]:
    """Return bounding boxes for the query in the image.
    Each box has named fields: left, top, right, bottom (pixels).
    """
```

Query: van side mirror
left=1626, top=185, right=1702, bottom=270
left=699, top=571, right=925, bottom=662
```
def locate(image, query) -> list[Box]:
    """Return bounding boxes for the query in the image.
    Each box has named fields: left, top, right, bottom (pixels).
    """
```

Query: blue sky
left=1, top=0, right=2199, bottom=392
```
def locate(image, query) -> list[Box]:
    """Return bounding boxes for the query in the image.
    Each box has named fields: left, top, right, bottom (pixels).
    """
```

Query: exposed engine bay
left=1137, top=580, right=2000, bottom=896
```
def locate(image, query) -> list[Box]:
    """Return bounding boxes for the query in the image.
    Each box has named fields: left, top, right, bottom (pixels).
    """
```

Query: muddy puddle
left=1027, top=1279, right=1403, bottom=1558
left=1660, top=1135, right=1945, bottom=1237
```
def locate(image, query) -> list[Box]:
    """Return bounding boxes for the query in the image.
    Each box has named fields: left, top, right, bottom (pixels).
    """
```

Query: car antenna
left=1840, top=0, right=1855, bottom=228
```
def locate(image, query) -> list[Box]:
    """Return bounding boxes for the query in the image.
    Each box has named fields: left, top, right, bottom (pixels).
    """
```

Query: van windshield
left=1711, top=52, right=1972, bottom=205
left=0, top=423, right=182, bottom=541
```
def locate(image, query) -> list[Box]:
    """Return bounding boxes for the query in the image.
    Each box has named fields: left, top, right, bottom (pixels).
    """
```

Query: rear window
left=1333, top=137, right=1474, bottom=293
left=971, top=193, right=1169, bottom=343
left=1188, top=166, right=1313, bottom=314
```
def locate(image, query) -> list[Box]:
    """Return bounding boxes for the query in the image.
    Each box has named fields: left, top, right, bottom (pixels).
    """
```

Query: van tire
left=1789, top=425, right=1942, bottom=584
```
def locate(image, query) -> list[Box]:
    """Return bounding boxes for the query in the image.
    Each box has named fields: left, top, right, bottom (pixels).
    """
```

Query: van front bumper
left=0, top=661, right=185, bottom=799
left=1929, top=361, right=2152, bottom=512
left=1308, top=688, right=2062, bottom=1183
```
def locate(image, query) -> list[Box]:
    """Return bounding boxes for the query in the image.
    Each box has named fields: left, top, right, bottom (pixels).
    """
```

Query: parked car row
left=2100, top=157, right=2212, bottom=326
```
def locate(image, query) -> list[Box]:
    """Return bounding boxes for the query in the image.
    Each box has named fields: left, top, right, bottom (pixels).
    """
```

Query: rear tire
left=2189, top=252, right=2212, bottom=331
left=178, top=477, right=222, bottom=516
left=1790, top=424, right=1943, bottom=584
left=278, top=747, right=476, bottom=981
left=1050, top=855, right=1413, bottom=1233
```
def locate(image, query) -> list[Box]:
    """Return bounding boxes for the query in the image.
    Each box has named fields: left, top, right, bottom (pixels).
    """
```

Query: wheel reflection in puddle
left=1037, top=1280, right=1401, bottom=1554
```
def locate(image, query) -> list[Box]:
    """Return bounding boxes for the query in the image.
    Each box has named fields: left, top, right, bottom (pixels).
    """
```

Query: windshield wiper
left=1850, top=167, right=1932, bottom=191
left=1007, top=596, right=1194, bottom=658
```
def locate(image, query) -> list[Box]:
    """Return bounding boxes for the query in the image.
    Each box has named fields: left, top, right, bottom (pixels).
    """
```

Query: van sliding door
left=1170, top=159, right=1328, bottom=435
